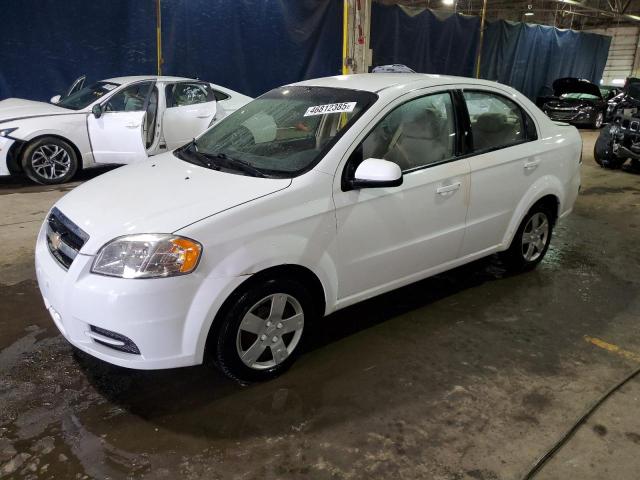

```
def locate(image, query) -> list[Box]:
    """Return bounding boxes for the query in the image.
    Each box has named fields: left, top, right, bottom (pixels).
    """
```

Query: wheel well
left=532, top=194, right=560, bottom=225
left=203, top=264, right=327, bottom=359
left=19, top=134, right=83, bottom=171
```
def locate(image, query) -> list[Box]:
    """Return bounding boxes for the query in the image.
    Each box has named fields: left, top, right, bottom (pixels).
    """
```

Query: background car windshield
left=191, top=86, right=377, bottom=175
left=560, top=92, right=599, bottom=100
left=55, top=81, right=120, bottom=110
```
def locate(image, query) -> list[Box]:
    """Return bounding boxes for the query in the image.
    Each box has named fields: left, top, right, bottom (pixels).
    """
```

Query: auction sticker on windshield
left=304, top=102, right=357, bottom=117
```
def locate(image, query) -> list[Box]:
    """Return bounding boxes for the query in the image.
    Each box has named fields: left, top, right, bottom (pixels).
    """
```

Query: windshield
left=55, top=81, right=120, bottom=110
left=560, top=92, right=599, bottom=100
left=176, top=86, right=378, bottom=177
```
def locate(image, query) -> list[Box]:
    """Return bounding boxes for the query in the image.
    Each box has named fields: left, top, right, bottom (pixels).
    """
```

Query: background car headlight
left=0, top=127, right=18, bottom=137
left=91, top=234, right=202, bottom=278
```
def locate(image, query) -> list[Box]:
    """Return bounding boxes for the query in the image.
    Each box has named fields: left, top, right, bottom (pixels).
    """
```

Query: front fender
left=500, top=174, right=564, bottom=249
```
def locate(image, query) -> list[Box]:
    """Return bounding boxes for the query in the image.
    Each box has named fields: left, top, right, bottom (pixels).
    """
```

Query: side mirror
left=50, top=95, right=61, bottom=104
left=349, top=158, right=403, bottom=189
left=91, top=104, right=103, bottom=119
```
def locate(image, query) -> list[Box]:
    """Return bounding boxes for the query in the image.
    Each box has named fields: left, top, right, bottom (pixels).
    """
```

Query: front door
left=162, top=82, right=217, bottom=149
left=334, top=91, right=470, bottom=302
left=87, top=81, right=153, bottom=165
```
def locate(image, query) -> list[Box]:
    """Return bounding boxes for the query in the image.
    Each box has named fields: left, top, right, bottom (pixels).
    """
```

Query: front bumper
left=34, top=221, right=244, bottom=369
left=0, top=137, right=15, bottom=176
left=546, top=110, right=597, bottom=126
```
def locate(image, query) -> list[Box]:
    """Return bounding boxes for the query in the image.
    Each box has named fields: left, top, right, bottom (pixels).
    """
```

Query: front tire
left=500, top=203, right=554, bottom=272
left=21, top=137, right=78, bottom=185
left=213, top=277, right=314, bottom=383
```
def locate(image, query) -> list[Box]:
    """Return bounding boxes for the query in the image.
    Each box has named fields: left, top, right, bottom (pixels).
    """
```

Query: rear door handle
left=524, top=160, right=540, bottom=170
left=196, top=114, right=210, bottom=118
left=436, top=182, right=461, bottom=195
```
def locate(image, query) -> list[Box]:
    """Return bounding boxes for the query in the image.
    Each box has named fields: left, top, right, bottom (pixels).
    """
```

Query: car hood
left=0, top=98, right=74, bottom=124
left=552, top=78, right=602, bottom=99
left=54, top=153, right=292, bottom=254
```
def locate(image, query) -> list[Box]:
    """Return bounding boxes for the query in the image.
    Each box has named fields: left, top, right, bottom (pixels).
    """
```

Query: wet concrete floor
left=1, top=132, right=639, bottom=479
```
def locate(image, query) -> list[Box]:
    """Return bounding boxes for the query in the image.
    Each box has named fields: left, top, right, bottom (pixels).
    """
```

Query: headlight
left=91, top=234, right=202, bottom=278
left=0, top=127, right=18, bottom=138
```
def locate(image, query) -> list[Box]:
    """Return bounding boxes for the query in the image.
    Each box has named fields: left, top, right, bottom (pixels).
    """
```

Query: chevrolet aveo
left=35, top=74, right=581, bottom=383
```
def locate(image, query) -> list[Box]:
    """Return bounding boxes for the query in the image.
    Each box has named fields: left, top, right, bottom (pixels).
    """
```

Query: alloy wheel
left=521, top=212, right=549, bottom=262
left=236, top=293, right=304, bottom=370
left=31, top=144, right=71, bottom=180
left=595, top=112, right=603, bottom=129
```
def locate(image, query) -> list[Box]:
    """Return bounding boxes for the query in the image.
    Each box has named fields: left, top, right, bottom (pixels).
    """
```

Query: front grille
left=89, top=325, right=141, bottom=354
left=547, top=110, right=579, bottom=121
left=46, top=207, right=89, bottom=269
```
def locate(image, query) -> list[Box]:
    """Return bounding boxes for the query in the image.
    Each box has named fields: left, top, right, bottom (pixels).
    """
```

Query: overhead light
left=442, top=0, right=454, bottom=5
left=524, top=11, right=535, bottom=16
left=525, top=4, right=534, bottom=16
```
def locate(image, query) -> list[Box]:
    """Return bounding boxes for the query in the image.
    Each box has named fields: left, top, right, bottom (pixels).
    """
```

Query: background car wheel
left=593, top=111, right=604, bottom=129
left=594, top=129, right=625, bottom=169
left=500, top=202, right=554, bottom=272
left=213, top=277, right=315, bottom=383
left=21, top=136, right=78, bottom=185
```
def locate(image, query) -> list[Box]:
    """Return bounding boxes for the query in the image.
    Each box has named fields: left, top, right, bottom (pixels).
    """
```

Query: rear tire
left=21, top=136, right=78, bottom=185
left=213, top=277, right=315, bottom=384
left=500, top=203, right=554, bottom=272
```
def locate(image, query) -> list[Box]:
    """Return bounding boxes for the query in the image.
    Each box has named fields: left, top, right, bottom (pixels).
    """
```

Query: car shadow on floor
left=74, top=256, right=512, bottom=435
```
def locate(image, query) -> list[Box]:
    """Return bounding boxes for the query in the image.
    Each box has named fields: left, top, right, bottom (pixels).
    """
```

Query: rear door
left=87, top=81, right=153, bottom=165
left=458, top=88, right=541, bottom=256
left=162, top=82, right=217, bottom=149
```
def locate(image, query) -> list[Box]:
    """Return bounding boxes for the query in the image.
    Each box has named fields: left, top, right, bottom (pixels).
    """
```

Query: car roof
left=102, top=75, right=203, bottom=84
left=290, top=73, right=505, bottom=93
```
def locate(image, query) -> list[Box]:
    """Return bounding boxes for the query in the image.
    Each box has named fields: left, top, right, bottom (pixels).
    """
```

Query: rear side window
left=463, top=91, right=535, bottom=152
left=166, top=82, right=214, bottom=108
left=213, top=89, right=230, bottom=101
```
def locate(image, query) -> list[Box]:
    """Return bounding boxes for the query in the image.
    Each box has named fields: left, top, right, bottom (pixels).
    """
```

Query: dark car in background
left=540, top=78, right=607, bottom=129
left=595, top=78, right=640, bottom=169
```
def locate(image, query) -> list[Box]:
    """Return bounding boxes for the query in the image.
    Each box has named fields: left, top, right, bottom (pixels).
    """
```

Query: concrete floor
left=1, top=130, right=639, bottom=479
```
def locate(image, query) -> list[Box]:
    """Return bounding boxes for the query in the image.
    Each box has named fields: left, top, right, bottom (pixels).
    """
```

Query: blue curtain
left=161, top=0, right=343, bottom=98
left=480, top=20, right=612, bottom=99
left=0, top=0, right=156, bottom=101
left=371, top=4, right=481, bottom=77
left=0, top=0, right=342, bottom=101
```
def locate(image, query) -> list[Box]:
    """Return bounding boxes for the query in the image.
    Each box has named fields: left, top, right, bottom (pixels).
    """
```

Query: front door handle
left=436, top=182, right=462, bottom=195
left=125, top=122, right=140, bottom=128
left=524, top=160, right=540, bottom=171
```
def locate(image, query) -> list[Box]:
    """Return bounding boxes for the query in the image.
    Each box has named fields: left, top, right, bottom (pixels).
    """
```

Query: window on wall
left=463, top=91, right=533, bottom=152
left=103, top=82, right=153, bottom=112
left=165, top=82, right=214, bottom=108
left=360, top=92, right=456, bottom=172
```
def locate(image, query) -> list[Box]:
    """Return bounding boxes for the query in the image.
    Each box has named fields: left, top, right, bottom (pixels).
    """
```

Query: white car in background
left=35, top=73, right=581, bottom=383
left=0, top=75, right=251, bottom=184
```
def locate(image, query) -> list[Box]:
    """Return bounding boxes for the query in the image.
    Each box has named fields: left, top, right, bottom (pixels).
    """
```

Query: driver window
left=361, top=92, right=456, bottom=172
left=104, top=82, right=153, bottom=112
left=166, top=83, right=214, bottom=108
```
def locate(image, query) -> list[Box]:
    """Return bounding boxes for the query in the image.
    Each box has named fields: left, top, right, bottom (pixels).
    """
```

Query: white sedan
left=35, top=73, right=581, bottom=382
left=0, top=75, right=251, bottom=184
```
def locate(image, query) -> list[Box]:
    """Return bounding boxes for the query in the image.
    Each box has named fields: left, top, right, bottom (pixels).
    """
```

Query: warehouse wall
left=585, top=26, right=640, bottom=84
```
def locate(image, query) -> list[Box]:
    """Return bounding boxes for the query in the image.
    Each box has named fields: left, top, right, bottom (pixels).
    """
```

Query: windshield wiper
left=200, top=151, right=267, bottom=178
